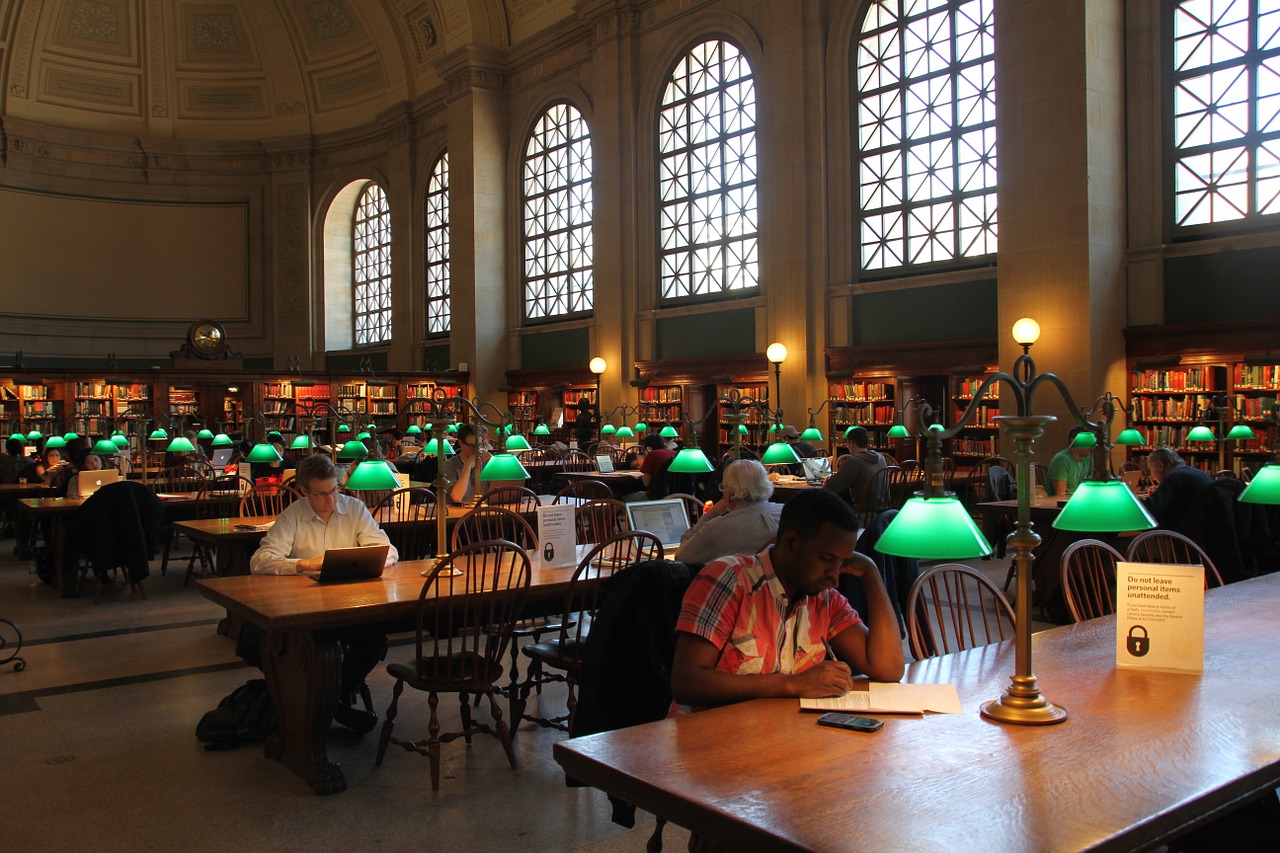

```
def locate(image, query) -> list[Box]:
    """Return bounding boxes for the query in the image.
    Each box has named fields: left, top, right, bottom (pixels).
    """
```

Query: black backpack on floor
left=196, top=679, right=277, bottom=751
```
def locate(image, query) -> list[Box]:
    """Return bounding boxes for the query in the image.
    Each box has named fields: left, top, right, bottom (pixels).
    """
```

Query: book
left=800, top=682, right=962, bottom=715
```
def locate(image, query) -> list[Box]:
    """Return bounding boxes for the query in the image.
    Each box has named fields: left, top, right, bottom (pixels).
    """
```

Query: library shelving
left=507, top=390, right=540, bottom=436
left=716, top=382, right=770, bottom=453
left=1229, top=362, right=1278, bottom=474
left=950, top=373, right=1001, bottom=462
left=827, top=378, right=896, bottom=452
left=1127, top=364, right=1230, bottom=473
left=637, top=385, right=684, bottom=437
left=562, top=387, right=598, bottom=441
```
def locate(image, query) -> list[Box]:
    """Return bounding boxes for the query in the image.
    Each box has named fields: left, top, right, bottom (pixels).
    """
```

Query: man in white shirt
left=247, top=453, right=398, bottom=732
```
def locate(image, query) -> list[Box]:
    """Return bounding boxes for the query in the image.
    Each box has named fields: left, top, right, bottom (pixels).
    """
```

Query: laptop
left=76, top=469, right=120, bottom=498
left=305, top=544, right=390, bottom=583
left=625, top=499, right=692, bottom=549
left=595, top=454, right=615, bottom=474
left=800, top=456, right=833, bottom=484
left=211, top=447, right=234, bottom=467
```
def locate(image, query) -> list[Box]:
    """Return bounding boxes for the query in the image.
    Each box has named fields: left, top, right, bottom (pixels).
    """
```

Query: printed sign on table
left=1116, top=561, right=1204, bottom=674
left=536, top=504, right=576, bottom=569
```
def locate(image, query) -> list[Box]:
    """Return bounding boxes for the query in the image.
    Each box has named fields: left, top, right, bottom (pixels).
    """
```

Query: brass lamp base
left=980, top=675, right=1068, bottom=725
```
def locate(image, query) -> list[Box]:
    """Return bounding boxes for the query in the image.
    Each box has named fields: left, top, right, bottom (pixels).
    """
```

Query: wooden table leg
left=51, top=515, right=78, bottom=598
left=260, top=628, right=346, bottom=795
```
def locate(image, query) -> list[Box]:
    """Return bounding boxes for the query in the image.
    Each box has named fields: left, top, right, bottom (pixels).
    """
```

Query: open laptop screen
left=77, top=469, right=120, bottom=498
left=624, top=499, right=691, bottom=548
left=801, top=457, right=832, bottom=482
left=211, top=447, right=234, bottom=467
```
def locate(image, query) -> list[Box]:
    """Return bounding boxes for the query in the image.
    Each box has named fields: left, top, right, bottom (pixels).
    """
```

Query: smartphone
left=817, top=712, right=884, bottom=733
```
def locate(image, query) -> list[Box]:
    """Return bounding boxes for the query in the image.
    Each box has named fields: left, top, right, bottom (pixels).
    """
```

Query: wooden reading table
left=555, top=574, right=1280, bottom=852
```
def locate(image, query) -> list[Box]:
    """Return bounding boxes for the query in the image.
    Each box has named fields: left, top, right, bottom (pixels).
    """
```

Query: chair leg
left=565, top=671, right=579, bottom=735
left=459, top=693, right=474, bottom=745
left=427, top=691, right=441, bottom=791
left=375, top=679, right=404, bottom=767
left=486, top=689, right=519, bottom=772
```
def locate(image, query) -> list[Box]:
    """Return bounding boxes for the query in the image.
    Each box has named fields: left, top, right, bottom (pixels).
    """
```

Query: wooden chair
left=1060, top=539, right=1126, bottom=623
left=519, top=530, right=663, bottom=733
left=1125, top=529, right=1225, bottom=589
left=238, top=484, right=288, bottom=518
left=968, top=456, right=1015, bottom=504
left=609, top=445, right=630, bottom=466
left=183, top=475, right=252, bottom=584
left=555, top=479, right=612, bottom=503
left=854, top=465, right=898, bottom=527
left=560, top=449, right=594, bottom=473
left=372, top=487, right=438, bottom=562
left=450, top=506, right=536, bottom=551
left=480, top=485, right=541, bottom=514
left=575, top=498, right=629, bottom=545
left=939, top=456, right=957, bottom=490
left=1213, top=469, right=1238, bottom=480
left=519, top=446, right=552, bottom=490
left=1025, top=462, right=1050, bottom=498
left=375, top=539, right=532, bottom=791
left=889, top=464, right=922, bottom=508
left=154, top=464, right=211, bottom=575
left=906, top=564, right=1016, bottom=660
left=666, top=492, right=705, bottom=522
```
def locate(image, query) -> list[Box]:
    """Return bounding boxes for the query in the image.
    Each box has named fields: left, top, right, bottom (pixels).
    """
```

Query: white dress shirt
left=249, top=492, right=399, bottom=575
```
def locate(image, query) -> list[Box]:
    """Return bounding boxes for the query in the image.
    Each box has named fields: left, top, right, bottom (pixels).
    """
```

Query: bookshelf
left=637, top=385, right=684, bottom=438
left=1230, top=362, right=1278, bottom=474
left=716, top=382, right=770, bottom=453
left=8, top=382, right=62, bottom=439
left=827, top=378, right=896, bottom=452
left=69, top=381, right=152, bottom=448
left=950, top=373, right=1000, bottom=462
left=1128, top=365, right=1229, bottom=473
left=507, top=390, right=540, bottom=436
left=563, top=387, right=597, bottom=441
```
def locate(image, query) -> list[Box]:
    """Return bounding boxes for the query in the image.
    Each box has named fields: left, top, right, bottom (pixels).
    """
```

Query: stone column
left=264, top=139, right=313, bottom=369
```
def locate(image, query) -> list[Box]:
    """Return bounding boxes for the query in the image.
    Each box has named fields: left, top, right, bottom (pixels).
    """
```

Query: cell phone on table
left=817, top=712, right=884, bottom=733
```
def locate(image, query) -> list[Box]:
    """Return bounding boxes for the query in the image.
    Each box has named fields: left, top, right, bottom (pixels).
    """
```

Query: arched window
left=353, top=182, right=391, bottom=346
left=854, top=0, right=997, bottom=272
left=657, top=39, right=759, bottom=301
left=522, top=102, right=593, bottom=321
left=425, top=153, right=450, bottom=335
left=1171, top=0, right=1280, bottom=228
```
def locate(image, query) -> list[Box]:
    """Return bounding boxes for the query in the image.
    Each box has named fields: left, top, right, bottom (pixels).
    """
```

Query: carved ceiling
left=0, top=0, right=576, bottom=140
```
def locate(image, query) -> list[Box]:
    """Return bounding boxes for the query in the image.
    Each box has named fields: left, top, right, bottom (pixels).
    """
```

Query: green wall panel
left=326, top=351, right=387, bottom=372
left=656, top=308, right=755, bottom=359
left=422, top=345, right=450, bottom=372
left=521, top=327, right=589, bottom=369
left=852, top=280, right=997, bottom=345
left=1165, top=248, right=1280, bottom=324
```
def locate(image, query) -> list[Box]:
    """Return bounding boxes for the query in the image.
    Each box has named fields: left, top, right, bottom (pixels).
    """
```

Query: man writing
left=248, top=453, right=399, bottom=732
left=671, top=489, right=904, bottom=713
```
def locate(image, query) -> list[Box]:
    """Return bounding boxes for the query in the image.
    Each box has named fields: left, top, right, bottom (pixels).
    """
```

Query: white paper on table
left=800, top=682, right=962, bottom=714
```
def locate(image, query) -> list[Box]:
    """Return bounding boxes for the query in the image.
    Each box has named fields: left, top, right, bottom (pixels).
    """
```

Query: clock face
left=190, top=321, right=226, bottom=356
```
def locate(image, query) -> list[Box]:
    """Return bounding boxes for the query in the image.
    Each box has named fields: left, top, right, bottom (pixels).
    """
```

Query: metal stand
left=1, top=617, right=27, bottom=672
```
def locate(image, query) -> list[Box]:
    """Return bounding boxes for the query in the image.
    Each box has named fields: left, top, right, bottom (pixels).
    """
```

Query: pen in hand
left=822, top=636, right=837, bottom=662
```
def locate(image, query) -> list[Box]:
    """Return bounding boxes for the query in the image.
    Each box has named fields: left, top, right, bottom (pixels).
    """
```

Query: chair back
left=969, top=456, right=1014, bottom=504
left=575, top=499, right=629, bottom=545
left=1060, top=539, right=1126, bottom=622
left=154, top=464, right=207, bottom=495
left=906, top=564, right=1015, bottom=660
left=239, top=484, right=287, bottom=517
left=555, top=530, right=664, bottom=650
left=666, top=492, right=705, bottom=521
left=555, top=479, right=612, bottom=503
left=200, top=475, right=252, bottom=519
left=1125, top=529, right=1225, bottom=588
left=855, top=465, right=898, bottom=526
left=480, top=486, right=541, bottom=514
left=451, top=505, right=537, bottom=551
left=412, top=540, right=532, bottom=690
left=373, top=487, right=439, bottom=561
left=889, top=464, right=922, bottom=507
left=560, top=450, right=594, bottom=473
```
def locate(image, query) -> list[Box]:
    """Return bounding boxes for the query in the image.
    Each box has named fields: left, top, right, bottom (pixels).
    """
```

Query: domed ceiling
left=0, top=0, right=573, bottom=141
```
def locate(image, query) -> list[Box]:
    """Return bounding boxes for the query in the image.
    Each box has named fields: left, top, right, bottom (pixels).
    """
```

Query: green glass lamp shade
left=9, top=432, right=25, bottom=444
left=601, top=423, right=617, bottom=436
left=337, top=424, right=351, bottom=434
left=446, top=423, right=458, bottom=434
left=505, top=434, right=533, bottom=452
left=843, top=426, right=857, bottom=439
left=356, top=431, right=372, bottom=441
left=1070, top=430, right=1098, bottom=449
left=534, top=423, right=551, bottom=435
left=1239, top=464, right=1280, bottom=504
left=887, top=424, right=910, bottom=439
left=211, top=433, right=234, bottom=447
left=365, top=423, right=376, bottom=432
left=337, top=440, right=369, bottom=461
left=1115, top=428, right=1144, bottom=446
left=634, top=422, right=647, bottom=434
left=148, top=427, right=168, bottom=441
left=668, top=448, right=715, bottom=474
left=197, top=428, right=214, bottom=440
left=406, top=424, right=423, bottom=436
left=246, top=442, right=283, bottom=463
left=1053, top=480, right=1156, bottom=532
left=91, top=438, right=119, bottom=455
left=479, top=452, right=530, bottom=481
left=290, top=434, right=312, bottom=449
left=63, top=431, right=79, bottom=441
left=498, top=423, right=512, bottom=435
left=111, top=429, right=125, bottom=437
left=876, top=496, right=994, bottom=559
left=267, top=431, right=284, bottom=443
left=26, top=429, right=42, bottom=440
left=768, top=423, right=782, bottom=435
left=737, top=424, right=749, bottom=435
left=800, top=426, right=824, bottom=442
left=344, top=459, right=400, bottom=490
left=615, top=425, right=635, bottom=439
left=423, top=437, right=454, bottom=456
left=659, top=425, right=679, bottom=438
left=761, top=442, right=802, bottom=465
left=1185, top=425, right=1216, bottom=442
left=111, top=434, right=130, bottom=448
left=43, top=435, right=67, bottom=449
left=1226, top=424, right=1256, bottom=441
left=166, top=436, right=197, bottom=453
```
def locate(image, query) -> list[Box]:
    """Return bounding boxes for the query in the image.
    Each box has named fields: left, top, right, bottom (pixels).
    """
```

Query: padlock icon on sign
left=543, top=542, right=555, bottom=562
left=1126, top=625, right=1150, bottom=657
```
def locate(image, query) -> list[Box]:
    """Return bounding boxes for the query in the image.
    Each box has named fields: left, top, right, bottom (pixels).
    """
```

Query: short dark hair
left=1067, top=425, right=1086, bottom=441
left=5, top=438, right=22, bottom=456
left=777, top=488, right=859, bottom=541
left=297, top=453, right=337, bottom=489
left=643, top=434, right=666, bottom=451
left=846, top=426, right=870, bottom=449
left=456, top=423, right=478, bottom=445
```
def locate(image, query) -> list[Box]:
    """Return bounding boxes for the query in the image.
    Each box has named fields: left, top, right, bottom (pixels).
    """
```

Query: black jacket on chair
left=838, top=508, right=919, bottom=639
left=72, top=480, right=163, bottom=583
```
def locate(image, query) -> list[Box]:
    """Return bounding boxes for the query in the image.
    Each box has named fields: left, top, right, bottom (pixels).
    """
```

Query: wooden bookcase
left=636, top=385, right=684, bottom=437
left=1128, top=364, right=1229, bottom=473
left=716, top=381, right=770, bottom=454
left=1229, top=362, right=1278, bottom=475
left=950, top=373, right=1000, bottom=462
left=827, top=377, right=896, bottom=452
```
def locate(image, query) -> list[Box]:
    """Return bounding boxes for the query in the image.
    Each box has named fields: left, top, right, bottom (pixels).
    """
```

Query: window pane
left=424, top=153, right=450, bottom=335
left=523, top=103, right=594, bottom=321
left=658, top=39, right=759, bottom=302
left=353, top=183, right=391, bottom=346
left=1171, top=0, right=1280, bottom=228
left=855, top=0, right=997, bottom=273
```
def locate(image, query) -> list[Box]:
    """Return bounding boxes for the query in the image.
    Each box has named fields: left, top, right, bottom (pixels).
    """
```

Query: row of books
left=639, top=387, right=682, bottom=402
left=1232, top=364, right=1280, bottom=390
left=1130, top=367, right=1218, bottom=392
left=828, top=382, right=892, bottom=401
left=953, top=378, right=998, bottom=399
left=1131, top=395, right=1220, bottom=421
left=72, top=382, right=152, bottom=399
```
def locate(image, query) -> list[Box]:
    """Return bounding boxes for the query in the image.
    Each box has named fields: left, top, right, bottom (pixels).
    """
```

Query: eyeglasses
left=309, top=487, right=341, bottom=499
left=462, top=441, right=477, bottom=449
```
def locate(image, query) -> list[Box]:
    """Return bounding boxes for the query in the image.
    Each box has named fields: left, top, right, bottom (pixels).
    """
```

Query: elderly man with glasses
left=247, top=452, right=398, bottom=732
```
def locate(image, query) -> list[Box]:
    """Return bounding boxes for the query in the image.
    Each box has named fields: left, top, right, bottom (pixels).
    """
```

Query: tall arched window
left=522, top=102, right=593, bottom=321
left=854, top=0, right=997, bottom=272
left=1171, top=0, right=1280, bottom=228
left=353, top=182, right=391, bottom=346
left=425, top=153, right=450, bottom=335
left=657, top=39, right=759, bottom=301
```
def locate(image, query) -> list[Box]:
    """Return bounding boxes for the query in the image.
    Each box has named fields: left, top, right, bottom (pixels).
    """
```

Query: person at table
left=674, top=459, right=783, bottom=565
left=1142, top=446, right=1211, bottom=529
left=248, top=452, right=399, bottom=732
left=822, top=426, right=886, bottom=502
left=249, top=439, right=296, bottom=484
left=573, top=397, right=599, bottom=448
left=670, top=488, right=904, bottom=714
left=0, top=437, right=24, bottom=484
left=64, top=451, right=105, bottom=499
left=443, top=423, right=491, bottom=505
left=1047, top=426, right=1093, bottom=497
left=639, top=434, right=676, bottom=500
left=781, top=424, right=818, bottom=459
